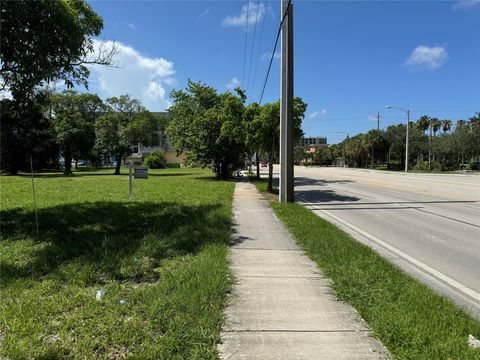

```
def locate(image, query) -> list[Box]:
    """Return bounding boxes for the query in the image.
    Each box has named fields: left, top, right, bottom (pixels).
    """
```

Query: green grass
left=0, top=168, right=234, bottom=359
left=250, top=177, right=480, bottom=360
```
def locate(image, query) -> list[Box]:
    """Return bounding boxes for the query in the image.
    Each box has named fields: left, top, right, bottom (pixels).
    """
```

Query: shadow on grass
left=0, top=200, right=231, bottom=287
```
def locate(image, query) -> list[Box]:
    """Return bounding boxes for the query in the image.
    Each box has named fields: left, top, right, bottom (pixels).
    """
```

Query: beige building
left=126, top=112, right=186, bottom=165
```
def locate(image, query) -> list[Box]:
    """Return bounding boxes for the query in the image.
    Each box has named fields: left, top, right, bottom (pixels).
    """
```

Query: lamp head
left=385, top=105, right=392, bottom=109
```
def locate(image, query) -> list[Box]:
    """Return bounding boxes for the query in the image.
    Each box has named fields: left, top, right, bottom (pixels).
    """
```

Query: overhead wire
left=251, top=0, right=268, bottom=101
left=258, top=0, right=292, bottom=105
left=246, top=0, right=261, bottom=97
left=242, top=0, right=251, bottom=88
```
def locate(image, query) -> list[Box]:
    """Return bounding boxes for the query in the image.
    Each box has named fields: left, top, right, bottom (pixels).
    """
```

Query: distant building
left=299, top=136, right=327, bottom=147
left=126, top=112, right=186, bottom=165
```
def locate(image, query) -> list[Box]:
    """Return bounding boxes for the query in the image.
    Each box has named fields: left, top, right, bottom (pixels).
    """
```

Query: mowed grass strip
left=250, top=177, right=480, bottom=360
left=0, top=168, right=234, bottom=359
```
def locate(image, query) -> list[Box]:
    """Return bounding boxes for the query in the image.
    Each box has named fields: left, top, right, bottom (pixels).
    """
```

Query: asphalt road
left=269, top=166, right=480, bottom=317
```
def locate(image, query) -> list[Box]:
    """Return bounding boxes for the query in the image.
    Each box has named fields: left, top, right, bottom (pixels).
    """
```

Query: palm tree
left=431, top=118, right=441, bottom=137
left=415, top=115, right=430, bottom=133
left=442, top=119, right=452, bottom=134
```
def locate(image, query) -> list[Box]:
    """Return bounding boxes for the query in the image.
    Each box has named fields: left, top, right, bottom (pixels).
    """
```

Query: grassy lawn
left=250, top=176, right=480, bottom=359
left=0, top=168, right=234, bottom=359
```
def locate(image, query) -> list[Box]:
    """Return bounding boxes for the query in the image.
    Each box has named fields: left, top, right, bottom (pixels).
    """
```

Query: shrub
left=166, top=163, right=180, bottom=169
left=144, top=152, right=167, bottom=169
left=413, top=161, right=441, bottom=172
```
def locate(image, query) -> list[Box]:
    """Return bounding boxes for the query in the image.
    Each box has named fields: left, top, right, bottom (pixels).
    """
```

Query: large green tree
left=248, top=98, right=307, bottom=192
left=95, top=95, right=159, bottom=175
left=0, top=0, right=116, bottom=101
left=167, top=81, right=247, bottom=179
left=49, top=90, right=103, bottom=175
left=0, top=95, right=58, bottom=175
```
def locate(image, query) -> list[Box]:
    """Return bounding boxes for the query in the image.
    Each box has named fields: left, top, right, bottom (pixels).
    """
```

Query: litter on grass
left=96, top=287, right=106, bottom=300
left=468, top=334, right=480, bottom=349
left=118, top=299, right=127, bottom=305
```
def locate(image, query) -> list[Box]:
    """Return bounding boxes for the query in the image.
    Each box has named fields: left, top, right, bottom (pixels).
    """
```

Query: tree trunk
left=267, top=160, right=273, bottom=193
left=75, top=159, right=78, bottom=170
left=64, top=150, right=73, bottom=175
left=371, top=147, right=375, bottom=169
left=220, top=161, right=229, bottom=179
left=114, top=155, right=122, bottom=175
left=256, top=154, right=260, bottom=179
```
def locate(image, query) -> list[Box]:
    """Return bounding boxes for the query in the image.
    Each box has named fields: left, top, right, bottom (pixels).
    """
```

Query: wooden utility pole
left=279, top=0, right=294, bottom=203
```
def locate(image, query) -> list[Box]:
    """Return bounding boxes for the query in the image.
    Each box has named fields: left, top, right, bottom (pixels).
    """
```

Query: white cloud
left=87, top=40, right=175, bottom=111
left=262, top=52, right=280, bottom=61
left=126, top=22, right=135, bottom=29
left=308, top=109, right=327, bottom=120
left=223, top=2, right=266, bottom=30
left=226, top=77, right=241, bottom=90
left=452, top=0, right=480, bottom=10
left=404, top=45, right=448, bottom=70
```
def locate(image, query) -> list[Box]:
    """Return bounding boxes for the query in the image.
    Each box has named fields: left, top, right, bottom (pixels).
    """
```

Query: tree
left=249, top=98, right=307, bottom=192
left=442, top=119, right=452, bottom=134
left=363, top=130, right=387, bottom=169
left=415, top=115, right=430, bottom=133
left=0, top=95, right=58, bottom=174
left=431, top=118, right=441, bottom=137
left=49, top=90, right=103, bottom=174
left=96, top=95, right=159, bottom=175
left=0, top=0, right=117, bottom=102
left=244, top=102, right=262, bottom=178
left=167, top=81, right=247, bottom=179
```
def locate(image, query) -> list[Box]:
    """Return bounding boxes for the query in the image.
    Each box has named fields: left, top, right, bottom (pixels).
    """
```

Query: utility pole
left=279, top=0, right=294, bottom=203
left=376, top=112, right=381, bottom=131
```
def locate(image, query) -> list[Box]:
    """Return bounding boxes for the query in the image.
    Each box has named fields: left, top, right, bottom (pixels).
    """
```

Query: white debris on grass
left=469, top=334, right=480, bottom=349
left=96, top=287, right=106, bottom=300
left=118, top=299, right=127, bottom=305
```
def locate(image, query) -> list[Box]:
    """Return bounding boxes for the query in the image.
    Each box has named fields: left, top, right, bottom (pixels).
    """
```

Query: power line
left=251, top=0, right=268, bottom=101
left=246, top=0, right=261, bottom=96
left=258, top=0, right=292, bottom=105
left=242, top=0, right=251, bottom=88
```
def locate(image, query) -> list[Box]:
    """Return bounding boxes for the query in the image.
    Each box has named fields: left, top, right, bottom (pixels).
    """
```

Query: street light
left=385, top=105, right=410, bottom=173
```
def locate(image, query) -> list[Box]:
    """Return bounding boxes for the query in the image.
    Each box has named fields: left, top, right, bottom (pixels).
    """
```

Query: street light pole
left=405, top=110, right=410, bottom=173
left=386, top=106, right=410, bottom=173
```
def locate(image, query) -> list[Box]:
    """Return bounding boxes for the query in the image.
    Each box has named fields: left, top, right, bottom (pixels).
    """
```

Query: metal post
left=279, top=0, right=294, bottom=203
left=29, top=155, right=39, bottom=237
left=377, top=112, right=380, bottom=131
left=129, top=161, right=133, bottom=200
left=405, top=110, right=410, bottom=173
left=429, top=118, right=432, bottom=164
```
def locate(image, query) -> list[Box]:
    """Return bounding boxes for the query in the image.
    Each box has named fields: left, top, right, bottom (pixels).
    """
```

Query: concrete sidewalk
left=218, top=181, right=389, bottom=359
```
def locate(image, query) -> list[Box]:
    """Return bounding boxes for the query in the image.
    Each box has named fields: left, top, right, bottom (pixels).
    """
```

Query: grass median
left=0, top=168, right=234, bottom=359
left=250, top=176, right=480, bottom=360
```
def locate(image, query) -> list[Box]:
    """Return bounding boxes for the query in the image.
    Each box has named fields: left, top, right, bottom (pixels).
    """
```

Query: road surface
left=269, top=166, right=480, bottom=317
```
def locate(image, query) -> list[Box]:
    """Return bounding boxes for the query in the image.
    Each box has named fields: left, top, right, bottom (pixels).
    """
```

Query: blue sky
left=86, top=0, right=480, bottom=143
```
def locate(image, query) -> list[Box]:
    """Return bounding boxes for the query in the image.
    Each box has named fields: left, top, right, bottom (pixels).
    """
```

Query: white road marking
left=309, top=204, right=480, bottom=305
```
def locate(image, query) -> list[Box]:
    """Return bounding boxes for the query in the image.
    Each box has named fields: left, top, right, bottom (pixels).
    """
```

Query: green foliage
left=335, top=112, right=480, bottom=171
left=247, top=98, right=307, bottom=190
left=0, top=96, right=58, bottom=174
left=0, top=0, right=108, bottom=101
left=49, top=90, right=103, bottom=175
left=413, top=161, right=442, bottom=172
left=167, top=81, right=247, bottom=178
left=144, top=152, right=167, bottom=169
left=0, top=168, right=234, bottom=358
left=95, top=95, right=159, bottom=175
